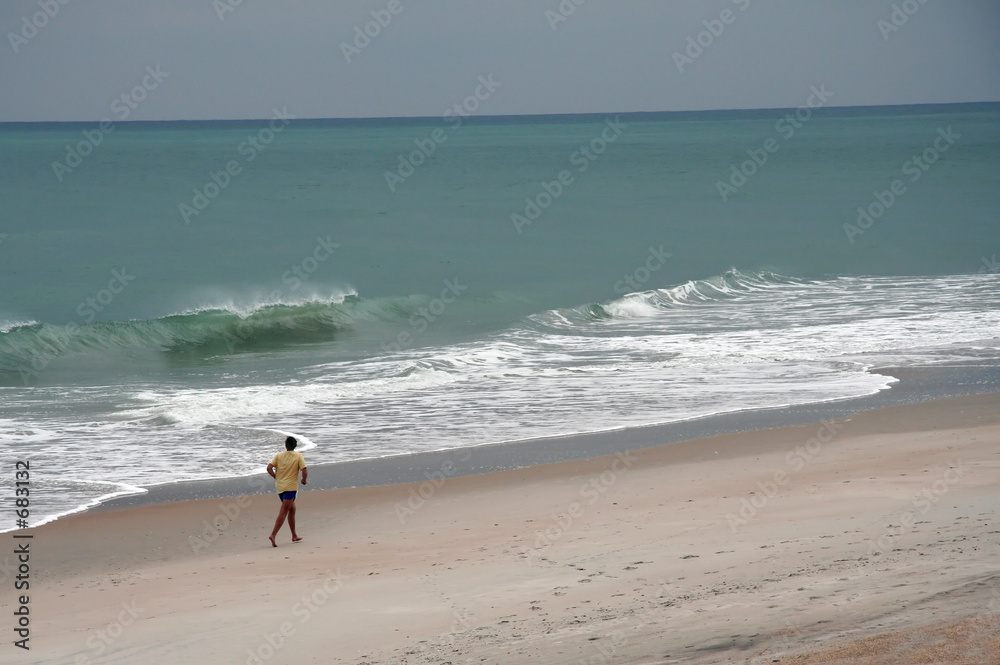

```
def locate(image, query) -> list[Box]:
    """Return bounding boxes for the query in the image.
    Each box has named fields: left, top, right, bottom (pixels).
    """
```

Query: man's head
left=285, top=436, right=297, bottom=451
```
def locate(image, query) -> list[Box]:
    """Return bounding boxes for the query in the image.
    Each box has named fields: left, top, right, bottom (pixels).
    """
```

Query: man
left=267, top=435, right=308, bottom=547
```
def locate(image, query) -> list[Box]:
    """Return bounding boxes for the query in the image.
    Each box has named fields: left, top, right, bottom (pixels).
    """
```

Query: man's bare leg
left=288, top=502, right=302, bottom=542
left=270, top=500, right=292, bottom=547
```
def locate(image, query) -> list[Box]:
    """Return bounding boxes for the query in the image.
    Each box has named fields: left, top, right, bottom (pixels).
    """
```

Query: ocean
left=2, top=104, right=998, bottom=528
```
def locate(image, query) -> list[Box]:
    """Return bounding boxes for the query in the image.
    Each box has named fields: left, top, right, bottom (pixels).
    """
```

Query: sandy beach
left=5, top=5, right=1000, bottom=663
left=14, top=392, right=1000, bottom=664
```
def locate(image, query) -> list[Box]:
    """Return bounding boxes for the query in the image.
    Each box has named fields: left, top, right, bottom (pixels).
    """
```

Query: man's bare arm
left=301, top=467, right=308, bottom=485
left=267, top=463, right=276, bottom=479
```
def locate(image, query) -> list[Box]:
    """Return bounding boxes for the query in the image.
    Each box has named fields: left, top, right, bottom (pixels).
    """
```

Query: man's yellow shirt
left=271, top=450, right=306, bottom=493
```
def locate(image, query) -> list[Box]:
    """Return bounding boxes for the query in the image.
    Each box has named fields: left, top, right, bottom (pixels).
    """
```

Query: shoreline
left=25, top=389, right=1000, bottom=663
left=92, top=360, right=1000, bottom=513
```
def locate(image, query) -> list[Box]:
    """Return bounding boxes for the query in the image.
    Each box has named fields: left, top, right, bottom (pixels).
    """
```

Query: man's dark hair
left=285, top=436, right=297, bottom=451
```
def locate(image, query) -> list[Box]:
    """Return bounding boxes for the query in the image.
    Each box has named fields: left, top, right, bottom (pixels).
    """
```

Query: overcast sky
left=1, top=0, right=998, bottom=122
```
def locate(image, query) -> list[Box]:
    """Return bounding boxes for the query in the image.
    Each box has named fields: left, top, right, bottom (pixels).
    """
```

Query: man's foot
left=269, top=535, right=277, bottom=548
left=292, top=535, right=303, bottom=543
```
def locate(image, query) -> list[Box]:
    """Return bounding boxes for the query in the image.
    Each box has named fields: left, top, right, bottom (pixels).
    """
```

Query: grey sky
left=1, top=0, right=998, bottom=122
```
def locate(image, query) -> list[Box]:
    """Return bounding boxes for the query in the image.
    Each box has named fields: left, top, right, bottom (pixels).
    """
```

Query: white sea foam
left=4, top=272, right=999, bottom=529
left=122, top=363, right=456, bottom=425
left=0, top=319, right=38, bottom=333
left=0, top=477, right=147, bottom=534
left=173, top=286, right=359, bottom=318
left=602, top=295, right=661, bottom=318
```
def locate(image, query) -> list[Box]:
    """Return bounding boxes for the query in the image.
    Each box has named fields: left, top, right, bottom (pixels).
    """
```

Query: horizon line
left=2, top=100, right=998, bottom=126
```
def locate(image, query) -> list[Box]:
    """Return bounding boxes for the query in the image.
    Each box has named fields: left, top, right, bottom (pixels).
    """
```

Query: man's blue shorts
left=278, top=491, right=297, bottom=502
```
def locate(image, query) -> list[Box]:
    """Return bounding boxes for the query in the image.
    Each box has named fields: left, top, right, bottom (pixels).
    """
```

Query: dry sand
left=11, top=393, right=1000, bottom=664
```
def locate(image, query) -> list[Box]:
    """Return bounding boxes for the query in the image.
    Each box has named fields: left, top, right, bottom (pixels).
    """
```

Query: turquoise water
left=1, top=104, right=999, bottom=526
